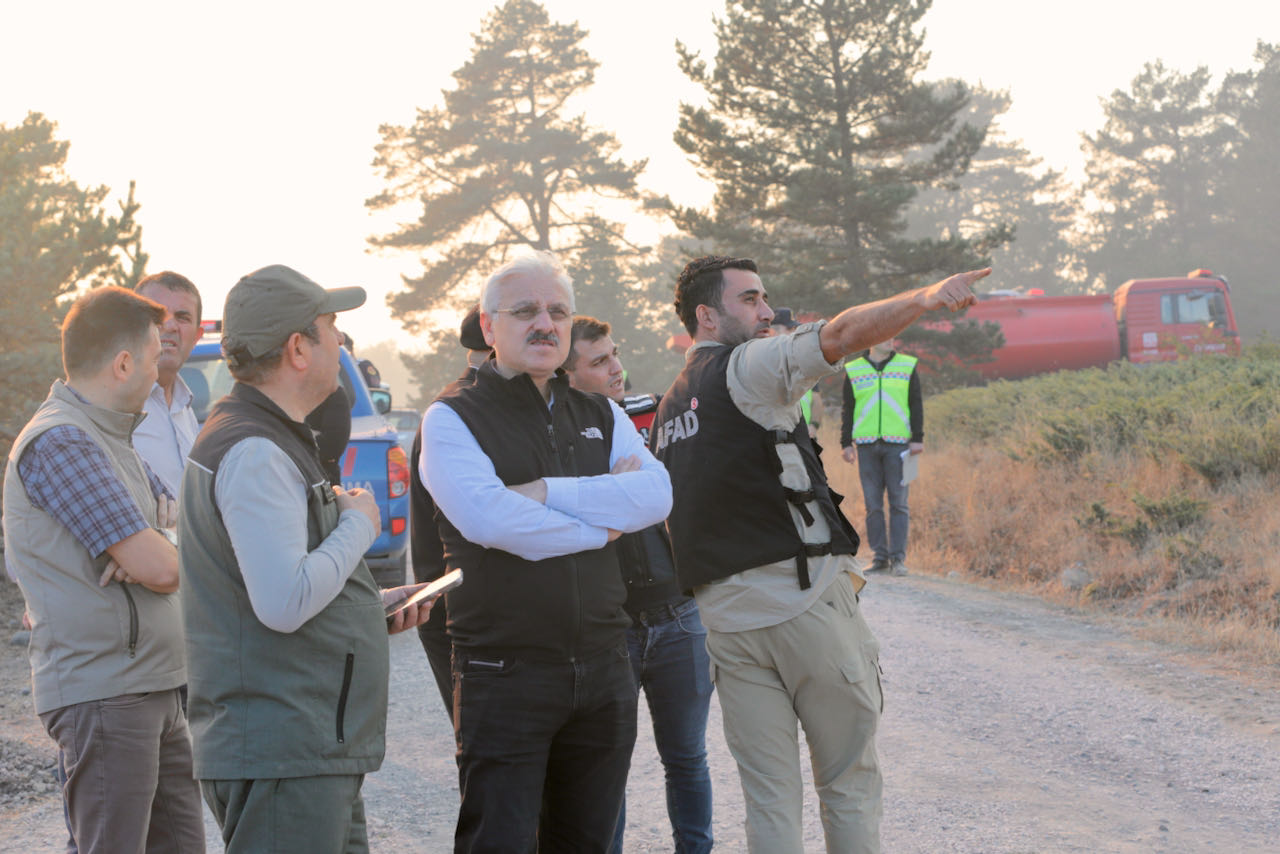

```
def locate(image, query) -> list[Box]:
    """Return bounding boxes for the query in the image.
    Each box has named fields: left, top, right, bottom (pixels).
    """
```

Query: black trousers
left=453, top=643, right=638, bottom=853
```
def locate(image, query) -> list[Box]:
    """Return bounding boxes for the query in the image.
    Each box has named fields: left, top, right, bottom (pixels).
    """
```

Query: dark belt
left=628, top=598, right=691, bottom=627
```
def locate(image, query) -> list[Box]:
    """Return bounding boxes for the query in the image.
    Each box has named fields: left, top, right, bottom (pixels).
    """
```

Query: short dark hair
left=674, top=255, right=759, bottom=335
left=62, top=286, right=166, bottom=379
left=564, top=315, right=612, bottom=371
left=135, top=270, right=202, bottom=322
left=225, top=322, right=320, bottom=385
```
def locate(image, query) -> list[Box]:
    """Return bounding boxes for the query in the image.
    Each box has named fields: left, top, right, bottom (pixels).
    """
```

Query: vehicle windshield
left=1160, top=291, right=1225, bottom=326
left=390, top=410, right=420, bottom=432
left=181, top=343, right=368, bottom=423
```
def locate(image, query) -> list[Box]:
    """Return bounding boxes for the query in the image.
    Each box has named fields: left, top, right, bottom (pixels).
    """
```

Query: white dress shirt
left=133, top=377, right=200, bottom=497
left=420, top=395, right=671, bottom=563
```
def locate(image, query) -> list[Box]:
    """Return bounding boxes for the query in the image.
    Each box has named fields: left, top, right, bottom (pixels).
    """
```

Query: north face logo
left=580, top=427, right=604, bottom=440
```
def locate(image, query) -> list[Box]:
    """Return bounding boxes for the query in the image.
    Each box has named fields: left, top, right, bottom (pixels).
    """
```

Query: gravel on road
left=2, top=574, right=1278, bottom=852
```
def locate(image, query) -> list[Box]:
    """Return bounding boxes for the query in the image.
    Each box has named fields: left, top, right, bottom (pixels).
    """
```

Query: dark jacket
left=433, top=363, right=629, bottom=659
left=409, top=367, right=477, bottom=645
left=654, top=346, right=859, bottom=592
left=616, top=393, right=685, bottom=614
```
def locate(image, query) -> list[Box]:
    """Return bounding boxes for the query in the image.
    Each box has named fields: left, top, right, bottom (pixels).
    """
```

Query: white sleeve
left=421, top=402, right=610, bottom=562
left=542, top=400, right=672, bottom=532
left=215, top=437, right=377, bottom=633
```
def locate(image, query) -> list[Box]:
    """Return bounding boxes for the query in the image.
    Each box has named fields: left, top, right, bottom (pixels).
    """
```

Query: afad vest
left=845, top=353, right=917, bottom=444
left=435, top=364, right=630, bottom=659
left=653, top=346, right=859, bottom=593
left=179, top=383, right=389, bottom=780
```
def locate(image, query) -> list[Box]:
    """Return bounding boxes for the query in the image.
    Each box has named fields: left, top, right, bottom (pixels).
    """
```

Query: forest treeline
left=4, top=0, right=1277, bottom=427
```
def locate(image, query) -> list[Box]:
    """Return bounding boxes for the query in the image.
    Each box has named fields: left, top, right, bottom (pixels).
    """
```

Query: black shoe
left=865, top=559, right=890, bottom=574
left=889, top=560, right=910, bottom=577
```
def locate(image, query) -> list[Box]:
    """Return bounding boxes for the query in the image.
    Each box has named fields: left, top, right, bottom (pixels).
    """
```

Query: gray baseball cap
left=223, top=264, right=366, bottom=359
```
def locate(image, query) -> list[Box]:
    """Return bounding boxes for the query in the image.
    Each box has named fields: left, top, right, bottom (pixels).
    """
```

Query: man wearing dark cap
left=177, top=264, right=432, bottom=852
left=409, top=304, right=491, bottom=720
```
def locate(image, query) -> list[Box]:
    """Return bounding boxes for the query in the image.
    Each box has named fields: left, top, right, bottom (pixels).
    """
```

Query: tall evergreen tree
left=1216, top=41, right=1280, bottom=338
left=0, top=112, right=145, bottom=461
left=907, top=86, right=1082, bottom=295
left=1080, top=61, right=1231, bottom=291
left=671, top=0, right=1004, bottom=315
left=367, top=0, right=667, bottom=402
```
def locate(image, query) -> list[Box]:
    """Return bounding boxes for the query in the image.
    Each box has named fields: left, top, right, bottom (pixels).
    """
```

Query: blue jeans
left=612, top=598, right=714, bottom=854
left=857, top=442, right=910, bottom=563
left=453, top=643, right=637, bottom=853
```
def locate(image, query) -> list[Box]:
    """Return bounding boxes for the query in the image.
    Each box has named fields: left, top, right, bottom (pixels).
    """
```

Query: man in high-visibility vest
left=840, top=337, right=923, bottom=576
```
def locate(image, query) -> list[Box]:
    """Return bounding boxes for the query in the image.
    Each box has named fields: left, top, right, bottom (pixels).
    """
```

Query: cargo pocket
left=838, top=656, right=884, bottom=716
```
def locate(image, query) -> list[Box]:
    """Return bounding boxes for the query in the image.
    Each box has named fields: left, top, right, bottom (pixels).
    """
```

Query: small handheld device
left=384, top=568, right=463, bottom=621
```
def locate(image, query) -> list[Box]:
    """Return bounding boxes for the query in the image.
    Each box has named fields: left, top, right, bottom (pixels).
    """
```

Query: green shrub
left=930, top=346, right=1280, bottom=486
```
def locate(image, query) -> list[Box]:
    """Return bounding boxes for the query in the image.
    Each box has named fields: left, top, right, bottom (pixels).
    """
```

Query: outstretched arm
left=819, top=268, right=991, bottom=364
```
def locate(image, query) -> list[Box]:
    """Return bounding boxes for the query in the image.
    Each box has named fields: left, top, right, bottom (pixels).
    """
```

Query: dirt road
left=3, top=574, right=1278, bottom=852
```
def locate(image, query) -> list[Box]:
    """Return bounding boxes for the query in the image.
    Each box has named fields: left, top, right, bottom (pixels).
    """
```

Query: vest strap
left=793, top=542, right=835, bottom=590
left=795, top=548, right=812, bottom=590
left=783, top=488, right=816, bottom=526
left=772, top=429, right=795, bottom=445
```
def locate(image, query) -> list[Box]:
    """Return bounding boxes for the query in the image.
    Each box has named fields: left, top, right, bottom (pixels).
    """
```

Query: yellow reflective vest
left=845, top=353, right=917, bottom=444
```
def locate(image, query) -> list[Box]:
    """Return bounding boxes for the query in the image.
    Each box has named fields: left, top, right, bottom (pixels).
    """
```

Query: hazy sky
left=5, top=0, right=1278, bottom=350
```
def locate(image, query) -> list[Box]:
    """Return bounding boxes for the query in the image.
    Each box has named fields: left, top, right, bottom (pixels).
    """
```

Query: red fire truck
left=941, top=269, right=1240, bottom=381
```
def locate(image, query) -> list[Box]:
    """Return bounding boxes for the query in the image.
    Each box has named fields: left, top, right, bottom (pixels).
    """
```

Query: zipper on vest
left=120, top=583, right=138, bottom=659
left=336, top=652, right=354, bottom=743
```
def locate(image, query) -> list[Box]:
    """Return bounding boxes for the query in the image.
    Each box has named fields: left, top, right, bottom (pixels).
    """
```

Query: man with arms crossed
left=421, top=252, right=672, bottom=852
left=178, top=265, right=431, bottom=853
left=653, top=255, right=988, bottom=853
left=563, top=316, right=714, bottom=854
left=3, top=286, right=204, bottom=853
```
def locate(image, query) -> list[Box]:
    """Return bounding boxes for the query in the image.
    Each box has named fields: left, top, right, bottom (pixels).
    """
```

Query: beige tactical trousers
left=707, top=571, right=883, bottom=854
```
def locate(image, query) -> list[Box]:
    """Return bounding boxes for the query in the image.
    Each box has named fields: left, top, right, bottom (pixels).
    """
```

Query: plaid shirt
left=17, top=424, right=170, bottom=559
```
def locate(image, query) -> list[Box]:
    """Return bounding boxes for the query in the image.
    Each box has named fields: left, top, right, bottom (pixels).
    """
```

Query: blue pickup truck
left=180, top=337, right=411, bottom=587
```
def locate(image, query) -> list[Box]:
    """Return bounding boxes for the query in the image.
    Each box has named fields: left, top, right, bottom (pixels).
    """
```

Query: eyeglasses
left=493, top=303, right=572, bottom=323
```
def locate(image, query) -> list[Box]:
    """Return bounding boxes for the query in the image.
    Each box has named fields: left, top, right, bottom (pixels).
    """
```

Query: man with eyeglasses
left=421, top=251, right=672, bottom=853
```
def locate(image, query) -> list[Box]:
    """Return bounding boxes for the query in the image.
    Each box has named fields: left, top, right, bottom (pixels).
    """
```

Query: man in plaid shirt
left=3, top=286, right=205, bottom=853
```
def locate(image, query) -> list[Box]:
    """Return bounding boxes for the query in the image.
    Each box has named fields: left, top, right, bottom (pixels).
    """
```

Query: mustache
left=526, top=331, right=559, bottom=345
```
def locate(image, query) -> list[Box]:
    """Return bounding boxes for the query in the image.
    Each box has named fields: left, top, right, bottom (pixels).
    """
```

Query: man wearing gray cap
left=177, top=264, right=432, bottom=853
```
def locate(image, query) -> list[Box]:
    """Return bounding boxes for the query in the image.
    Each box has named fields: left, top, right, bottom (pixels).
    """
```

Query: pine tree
left=906, top=85, right=1082, bottom=295
left=1215, top=41, right=1280, bottom=338
left=367, top=0, right=665, bottom=402
left=671, top=0, right=1003, bottom=315
left=0, top=113, right=145, bottom=460
left=1080, top=60, right=1230, bottom=291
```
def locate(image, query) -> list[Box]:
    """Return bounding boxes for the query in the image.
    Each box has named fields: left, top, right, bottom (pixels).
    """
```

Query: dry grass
left=815, top=353, right=1280, bottom=674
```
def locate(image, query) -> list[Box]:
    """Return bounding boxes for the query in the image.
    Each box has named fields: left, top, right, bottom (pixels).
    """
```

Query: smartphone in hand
left=384, top=568, right=463, bottom=622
